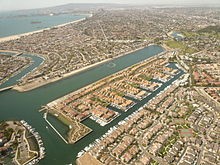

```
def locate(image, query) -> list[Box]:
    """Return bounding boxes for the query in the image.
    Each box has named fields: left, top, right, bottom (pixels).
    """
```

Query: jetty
left=43, top=112, right=68, bottom=144
left=0, top=86, right=14, bottom=92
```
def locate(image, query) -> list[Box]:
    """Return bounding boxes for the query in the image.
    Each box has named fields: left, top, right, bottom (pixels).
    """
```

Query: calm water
left=0, top=45, right=184, bottom=165
left=0, top=12, right=86, bottom=38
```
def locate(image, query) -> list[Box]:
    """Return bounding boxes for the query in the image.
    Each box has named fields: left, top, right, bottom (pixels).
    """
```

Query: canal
left=0, top=45, right=183, bottom=165
left=0, top=53, right=44, bottom=88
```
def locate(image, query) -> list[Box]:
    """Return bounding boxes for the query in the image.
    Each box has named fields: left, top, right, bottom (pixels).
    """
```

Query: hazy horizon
left=0, top=0, right=220, bottom=11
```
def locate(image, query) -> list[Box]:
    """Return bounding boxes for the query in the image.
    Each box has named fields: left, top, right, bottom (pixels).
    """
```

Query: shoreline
left=13, top=43, right=163, bottom=92
left=13, top=58, right=110, bottom=92
left=0, top=13, right=92, bottom=43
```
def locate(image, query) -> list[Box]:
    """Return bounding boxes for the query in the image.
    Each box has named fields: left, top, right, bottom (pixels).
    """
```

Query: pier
left=0, top=86, right=14, bottom=92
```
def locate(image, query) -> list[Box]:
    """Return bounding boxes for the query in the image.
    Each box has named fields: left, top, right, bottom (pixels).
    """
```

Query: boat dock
left=20, top=120, right=45, bottom=164
left=39, top=106, right=48, bottom=112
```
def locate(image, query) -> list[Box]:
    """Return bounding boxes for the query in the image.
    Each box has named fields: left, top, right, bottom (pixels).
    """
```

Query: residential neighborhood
left=77, top=84, right=220, bottom=165
left=46, top=54, right=180, bottom=143
left=0, top=8, right=218, bottom=91
left=0, top=4, right=219, bottom=165
left=0, top=52, right=31, bottom=86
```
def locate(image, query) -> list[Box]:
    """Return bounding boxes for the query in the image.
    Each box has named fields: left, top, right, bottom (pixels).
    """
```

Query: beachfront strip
left=0, top=8, right=218, bottom=91
left=0, top=52, right=31, bottom=86
left=45, top=54, right=179, bottom=143
left=76, top=80, right=220, bottom=165
left=0, top=120, right=45, bottom=165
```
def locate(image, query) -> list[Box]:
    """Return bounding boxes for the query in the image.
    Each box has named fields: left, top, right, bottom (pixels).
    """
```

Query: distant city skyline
left=0, top=0, right=220, bottom=11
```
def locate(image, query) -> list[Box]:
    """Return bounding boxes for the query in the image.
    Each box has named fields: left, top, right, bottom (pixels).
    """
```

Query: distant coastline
left=0, top=13, right=92, bottom=43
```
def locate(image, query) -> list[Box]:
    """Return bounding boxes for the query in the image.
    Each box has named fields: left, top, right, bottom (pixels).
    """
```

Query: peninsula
left=43, top=50, right=179, bottom=144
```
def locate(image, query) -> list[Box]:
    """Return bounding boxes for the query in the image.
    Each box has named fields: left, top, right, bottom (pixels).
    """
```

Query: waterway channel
left=0, top=45, right=184, bottom=165
left=0, top=53, right=44, bottom=88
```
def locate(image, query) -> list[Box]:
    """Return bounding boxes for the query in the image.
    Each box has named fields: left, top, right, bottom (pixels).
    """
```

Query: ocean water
left=0, top=12, right=86, bottom=38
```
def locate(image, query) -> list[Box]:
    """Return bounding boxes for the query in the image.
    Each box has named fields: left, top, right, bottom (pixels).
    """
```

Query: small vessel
left=46, top=126, right=48, bottom=129
left=31, top=21, right=41, bottom=24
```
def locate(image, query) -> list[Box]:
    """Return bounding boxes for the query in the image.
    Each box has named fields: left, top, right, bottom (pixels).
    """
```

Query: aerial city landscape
left=0, top=0, right=219, bottom=165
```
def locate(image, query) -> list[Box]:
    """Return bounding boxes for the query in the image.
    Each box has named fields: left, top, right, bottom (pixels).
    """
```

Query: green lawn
left=139, top=74, right=152, bottom=81
left=165, top=40, right=197, bottom=54
left=182, top=31, right=199, bottom=38
left=165, top=40, right=186, bottom=49
left=198, top=25, right=220, bottom=33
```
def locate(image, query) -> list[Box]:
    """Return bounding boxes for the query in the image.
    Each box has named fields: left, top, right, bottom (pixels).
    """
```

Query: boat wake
left=107, top=62, right=116, bottom=68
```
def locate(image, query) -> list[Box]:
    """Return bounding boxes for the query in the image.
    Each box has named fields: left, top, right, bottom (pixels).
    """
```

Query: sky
left=0, top=0, right=219, bottom=11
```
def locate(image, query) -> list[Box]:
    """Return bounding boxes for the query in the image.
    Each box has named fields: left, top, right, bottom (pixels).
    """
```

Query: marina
left=20, top=120, right=46, bottom=164
left=0, top=45, right=166, bottom=165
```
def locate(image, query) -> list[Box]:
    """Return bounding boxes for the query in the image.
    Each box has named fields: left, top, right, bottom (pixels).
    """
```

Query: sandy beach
left=0, top=49, right=21, bottom=53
